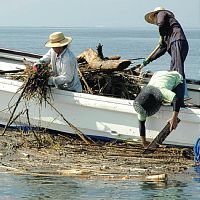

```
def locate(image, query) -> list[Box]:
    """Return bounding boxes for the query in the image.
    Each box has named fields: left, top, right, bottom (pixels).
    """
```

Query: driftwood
left=76, top=44, right=142, bottom=99
left=78, top=66, right=142, bottom=99
left=143, top=118, right=181, bottom=154
left=77, top=48, right=131, bottom=72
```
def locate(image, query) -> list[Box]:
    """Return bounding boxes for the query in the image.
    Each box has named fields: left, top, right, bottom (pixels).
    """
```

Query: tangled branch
left=19, top=63, right=52, bottom=104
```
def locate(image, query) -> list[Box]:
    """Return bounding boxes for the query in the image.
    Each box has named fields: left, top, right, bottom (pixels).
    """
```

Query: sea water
left=0, top=27, right=199, bottom=199
left=0, top=167, right=200, bottom=200
left=0, top=27, right=199, bottom=80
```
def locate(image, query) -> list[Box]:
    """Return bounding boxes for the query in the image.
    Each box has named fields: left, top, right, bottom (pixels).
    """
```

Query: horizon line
left=0, top=25, right=199, bottom=30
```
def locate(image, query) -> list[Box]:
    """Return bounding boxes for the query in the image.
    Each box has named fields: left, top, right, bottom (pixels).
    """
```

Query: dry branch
left=77, top=44, right=142, bottom=98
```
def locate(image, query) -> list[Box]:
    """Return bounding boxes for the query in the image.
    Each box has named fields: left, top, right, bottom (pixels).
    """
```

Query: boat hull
left=0, top=77, right=199, bottom=146
left=0, top=48, right=199, bottom=146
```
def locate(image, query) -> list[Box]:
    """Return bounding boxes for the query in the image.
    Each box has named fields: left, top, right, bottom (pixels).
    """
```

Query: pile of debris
left=77, top=44, right=142, bottom=99
left=0, top=129, right=194, bottom=180
left=21, top=62, right=51, bottom=104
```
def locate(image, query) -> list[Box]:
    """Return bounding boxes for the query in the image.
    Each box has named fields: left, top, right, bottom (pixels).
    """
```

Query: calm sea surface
left=0, top=27, right=199, bottom=80
left=0, top=167, right=200, bottom=200
left=0, top=27, right=199, bottom=199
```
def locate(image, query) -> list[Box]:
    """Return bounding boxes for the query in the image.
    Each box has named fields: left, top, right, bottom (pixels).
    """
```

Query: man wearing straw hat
left=133, top=70, right=184, bottom=147
left=140, top=6, right=189, bottom=99
left=39, top=32, right=82, bottom=92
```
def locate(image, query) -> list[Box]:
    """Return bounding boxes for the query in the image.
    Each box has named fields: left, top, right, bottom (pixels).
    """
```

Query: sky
left=0, top=0, right=199, bottom=28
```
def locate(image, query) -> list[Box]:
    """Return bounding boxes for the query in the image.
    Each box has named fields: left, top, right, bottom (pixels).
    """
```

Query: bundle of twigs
left=19, top=62, right=52, bottom=104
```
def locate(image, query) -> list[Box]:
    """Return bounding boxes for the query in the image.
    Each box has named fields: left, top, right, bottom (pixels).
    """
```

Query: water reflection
left=0, top=174, right=84, bottom=200
left=23, top=176, right=82, bottom=199
left=139, top=180, right=190, bottom=200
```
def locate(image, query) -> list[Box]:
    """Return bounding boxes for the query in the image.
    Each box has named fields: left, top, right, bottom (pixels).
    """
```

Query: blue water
left=0, top=27, right=199, bottom=80
left=0, top=27, right=199, bottom=199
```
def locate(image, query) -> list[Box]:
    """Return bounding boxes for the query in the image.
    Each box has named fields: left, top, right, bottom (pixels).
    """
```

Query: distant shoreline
left=0, top=26, right=199, bottom=30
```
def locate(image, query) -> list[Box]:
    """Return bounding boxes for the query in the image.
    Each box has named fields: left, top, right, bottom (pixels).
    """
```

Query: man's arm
left=168, top=111, right=179, bottom=131
left=139, top=120, right=150, bottom=147
left=139, top=120, right=146, bottom=137
left=141, top=37, right=167, bottom=69
left=168, top=83, right=184, bottom=131
left=148, top=41, right=167, bottom=62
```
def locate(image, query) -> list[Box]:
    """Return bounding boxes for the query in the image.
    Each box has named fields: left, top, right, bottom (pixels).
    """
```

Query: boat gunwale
left=0, top=48, right=199, bottom=84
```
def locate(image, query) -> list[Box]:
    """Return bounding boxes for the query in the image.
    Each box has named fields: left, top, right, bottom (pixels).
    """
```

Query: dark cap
left=133, top=85, right=163, bottom=117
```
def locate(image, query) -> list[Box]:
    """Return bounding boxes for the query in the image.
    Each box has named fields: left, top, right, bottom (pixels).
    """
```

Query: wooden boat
left=0, top=48, right=199, bottom=146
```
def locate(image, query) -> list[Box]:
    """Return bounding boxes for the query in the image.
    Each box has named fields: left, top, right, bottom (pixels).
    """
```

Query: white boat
left=0, top=48, right=199, bottom=146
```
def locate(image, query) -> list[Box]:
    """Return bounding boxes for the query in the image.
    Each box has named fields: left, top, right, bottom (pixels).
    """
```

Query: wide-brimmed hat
left=144, top=6, right=174, bottom=25
left=133, top=85, right=163, bottom=117
left=45, top=32, right=72, bottom=48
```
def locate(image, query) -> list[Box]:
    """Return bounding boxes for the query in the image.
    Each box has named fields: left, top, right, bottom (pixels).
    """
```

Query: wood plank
left=0, top=69, right=24, bottom=74
left=143, top=118, right=181, bottom=154
left=0, top=48, right=42, bottom=59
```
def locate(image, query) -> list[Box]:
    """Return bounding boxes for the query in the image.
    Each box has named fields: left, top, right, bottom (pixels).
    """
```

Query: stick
left=25, top=109, right=42, bottom=147
left=128, top=57, right=145, bottom=61
left=145, top=44, right=160, bottom=63
left=7, top=109, right=27, bottom=128
left=0, top=47, right=41, bottom=59
left=0, top=69, right=24, bottom=74
left=46, top=99, right=95, bottom=145
left=2, top=77, right=31, bottom=135
left=78, top=68, right=93, bottom=94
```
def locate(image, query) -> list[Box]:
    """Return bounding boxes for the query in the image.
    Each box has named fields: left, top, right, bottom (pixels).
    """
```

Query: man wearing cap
left=140, top=6, right=189, bottom=98
left=133, top=70, right=184, bottom=147
left=39, top=32, right=82, bottom=92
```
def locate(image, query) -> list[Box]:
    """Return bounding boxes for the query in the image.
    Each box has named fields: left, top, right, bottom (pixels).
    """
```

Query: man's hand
left=168, top=116, right=179, bottom=131
left=168, top=111, right=179, bottom=131
left=138, top=60, right=150, bottom=71
left=142, top=60, right=150, bottom=66
left=131, top=60, right=150, bottom=71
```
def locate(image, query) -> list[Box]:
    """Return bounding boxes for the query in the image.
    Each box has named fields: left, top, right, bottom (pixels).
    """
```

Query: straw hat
left=144, top=6, right=174, bottom=25
left=45, top=32, right=72, bottom=48
left=133, top=85, right=163, bottom=117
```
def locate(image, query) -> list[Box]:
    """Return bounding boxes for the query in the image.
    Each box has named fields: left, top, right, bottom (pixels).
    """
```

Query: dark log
left=77, top=48, right=131, bottom=71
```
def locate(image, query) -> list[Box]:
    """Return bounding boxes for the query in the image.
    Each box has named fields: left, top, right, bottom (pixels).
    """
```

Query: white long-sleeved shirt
left=40, top=48, right=82, bottom=92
